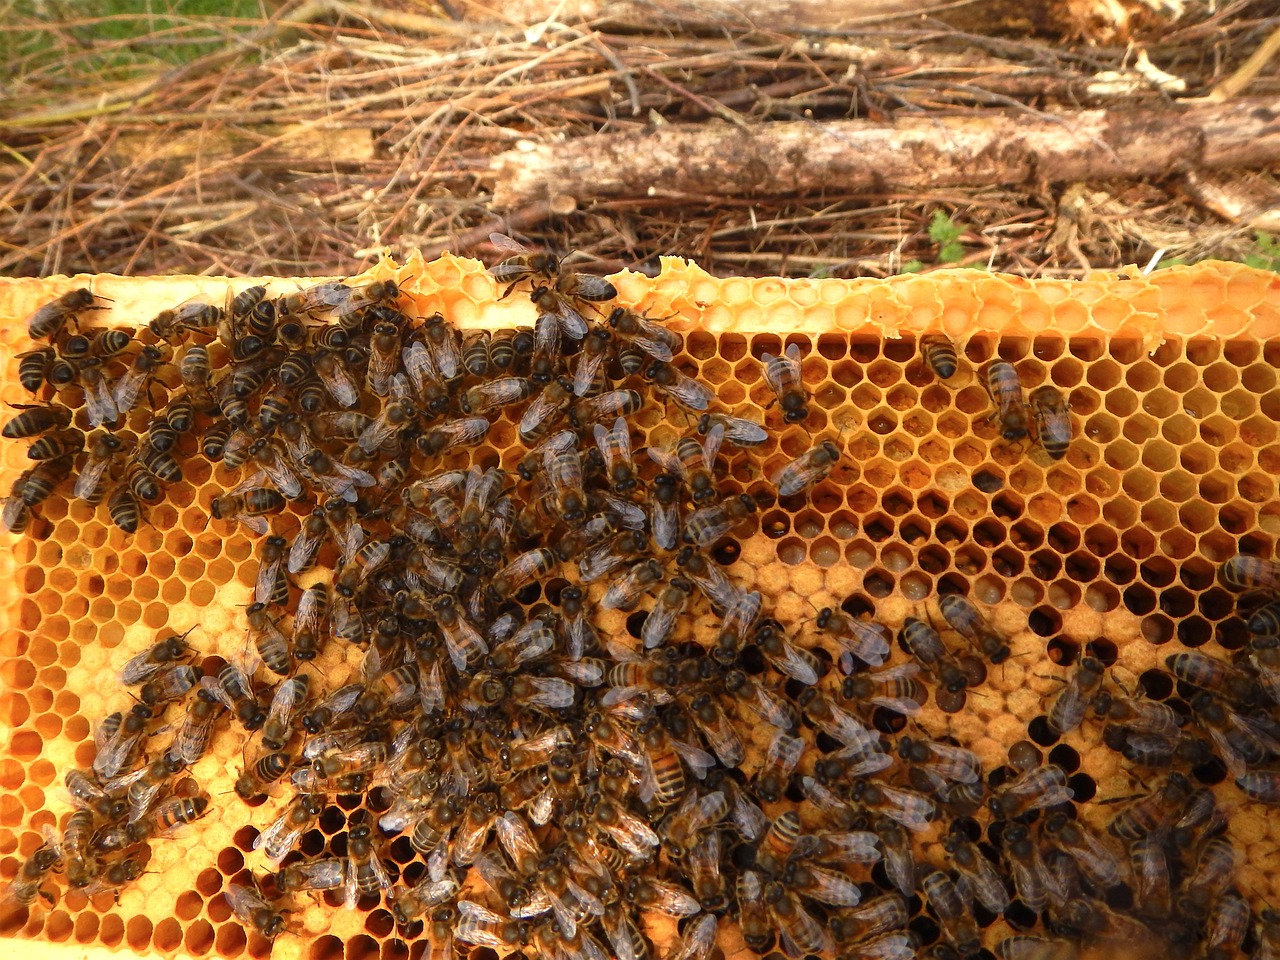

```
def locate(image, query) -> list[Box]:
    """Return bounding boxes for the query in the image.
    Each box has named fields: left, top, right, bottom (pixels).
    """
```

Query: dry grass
left=0, top=0, right=1278, bottom=280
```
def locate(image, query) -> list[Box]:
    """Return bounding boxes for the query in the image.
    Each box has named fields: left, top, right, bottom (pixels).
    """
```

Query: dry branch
left=490, top=96, right=1280, bottom=208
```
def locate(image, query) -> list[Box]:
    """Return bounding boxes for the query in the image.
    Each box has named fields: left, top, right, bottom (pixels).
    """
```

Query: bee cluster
left=2, top=246, right=1280, bottom=960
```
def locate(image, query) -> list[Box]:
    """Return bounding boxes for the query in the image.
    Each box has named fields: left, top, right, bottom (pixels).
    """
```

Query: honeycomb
left=0, top=255, right=1278, bottom=960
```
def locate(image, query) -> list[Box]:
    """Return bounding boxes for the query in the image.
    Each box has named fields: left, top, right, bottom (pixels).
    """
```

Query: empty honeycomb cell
left=1141, top=499, right=1179, bottom=532
left=1084, top=357, right=1122, bottom=391
left=1142, top=387, right=1178, bottom=418
left=1163, top=360, right=1200, bottom=392
left=1241, top=413, right=1278, bottom=448
left=74, top=912, right=99, bottom=944
left=1121, top=466, right=1157, bottom=501
left=125, top=915, right=152, bottom=952
left=1082, top=411, right=1120, bottom=444
left=1160, top=469, right=1198, bottom=503
left=1160, top=528, right=1197, bottom=562
left=1101, top=500, right=1137, bottom=532
left=1239, top=472, right=1276, bottom=505
left=1220, top=387, right=1256, bottom=420
left=1196, top=470, right=1233, bottom=504
left=152, top=917, right=183, bottom=952
left=184, top=919, right=215, bottom=956
left=213, top=923, right=246, bottom=959
left=1184, top=338, right=1221, bottom=365
left=33, top=712, right=61, bottom=742
left=1242, top=359, right=1277, bottom=393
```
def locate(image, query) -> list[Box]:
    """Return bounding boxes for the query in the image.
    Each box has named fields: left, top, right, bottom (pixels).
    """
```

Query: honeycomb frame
left=0, top=255, right=1278, bottom=960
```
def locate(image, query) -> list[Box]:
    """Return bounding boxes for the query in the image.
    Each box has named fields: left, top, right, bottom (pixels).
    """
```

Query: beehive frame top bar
left=1, top=253, right=1277, bottom=344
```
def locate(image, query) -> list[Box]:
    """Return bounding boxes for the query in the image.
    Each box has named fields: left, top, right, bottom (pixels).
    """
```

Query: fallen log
left=490, top=95, right=1280, bottom=209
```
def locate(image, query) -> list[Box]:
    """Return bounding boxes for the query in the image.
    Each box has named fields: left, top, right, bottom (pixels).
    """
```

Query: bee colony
left=0, top=250, right=1279, bottom=960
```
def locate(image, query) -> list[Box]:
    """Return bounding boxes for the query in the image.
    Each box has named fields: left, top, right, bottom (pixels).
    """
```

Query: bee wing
left=877, top=785, right=936, bottom=832
left=599, top=491, right=646, bottom=530
left=660, top=372, right=712, bottom=411
left=120, top=649, right=161, bottom=685
left=488, top=232, right=530, bottom=255
left=554, top=300, right=588, bottom=341
left=112, top=367, right=149, bottom=413
left=672, top=740, right=715, bottom=779
left=645, top=444, right=682, bottom=476
left=630, top=321, right=675, bottom=362
left=669, top=913, right=717, bottom=960
left=526, top=677, right=575, bottom=710
left=224, top=883, right=266, bottom=923
left=495, top=812, right=541, bottom=869
left=768, top=639, right=820, bottom=686
left=721, top=415, right=768, bottom=446
left=701, top=421, right=724, bottom=466
left=73, top=454, right=112, bottom=502
left=402, top=341, right=441, bottom=398
left=652, top=499, right=680, bottom=552
left=534, top=309, right=561, bottom=353
left=574, top=347, right=608, bottom=397
left=641, top=601, right=680, bottom=650
left=85, top=373, right=120, bottom=428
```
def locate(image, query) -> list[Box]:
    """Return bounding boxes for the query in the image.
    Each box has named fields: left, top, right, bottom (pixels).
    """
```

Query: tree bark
left=490, top=96, right=1280, bottom=209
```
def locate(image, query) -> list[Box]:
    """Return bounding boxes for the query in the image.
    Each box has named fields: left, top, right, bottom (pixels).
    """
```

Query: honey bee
left=989, top=763, right=1074, bottom=819
left=16, top=347, right=74, bottom=394
left=772, top=439, right=841, bottom=498
left=645, top=359, right=713, bottom=411
left=1, top=834, right=62, bottom=906
left=696, top=410, right=767, bottom=446
left=261, top=675, right=308, bottom=751
left=542, top=442, right=587, bottom=525
left=985, top=360, right=1029, bottom=441
left=755, top=618, right=823, bottom=686
left=245, top=602, right=292, bottom=676
left=1237, top=769, right=1280, bottom=805
left=817, top=607, right=891, bottom=668
left=389, top=875, right=459, bottom=927
left=92, top=704, right=153, bottom=779
left=225, top=881, right=287, bottom=940
left=25, top=425, right=84, bottom=462
left=106, top=483, right=141, bottom=537
left=762, top=879, right=830, bottom=956
left=205, top=664, right=266, bottom=730
left=938, top=593, right=1011, bottom=664
left=462, top=376, right=534, bottom=417
left=139, top=663, right=202, bottom=706
left=569, top=386, right=643, bottom=429
left=841, top=662, right=927, bottom=716
left=920, top=869, right=980, bottom=957
left=1204, top=890, right=1249, bottom=958
left=592, top=416, right=637, bottom=493
left=27, top=287, right=98, bottom=339
left=344, top=821, right=394, bottom=907
left=455, top=899, right=530, bottom=951
left=417, top=415, right=491, bottom=457
left=919, top=333, right=959, bottom=379
left=254, top=792, right=325, bottom=866
left=489, top=233, right=561, bottom=297
left=1166, top=651, right=1258, bottom=703
left=759, top=342, right=808, bottom=423
left=677, top=544, right=746, bottom=611
left=3, top=402, right=73, bottom=439
left=942, top=832, right=1010, bottom=914
left=1219, top=552, right=1280, bottom=592
left=1028, top=384, right=1071, bottom=460
left=1047, top=655, right=1106, bottom=735
left=16, top=454, right=74, bottom=508
left=210, top=487, right=286, bottom=535
left=275, top=858, right=346, bottom=896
